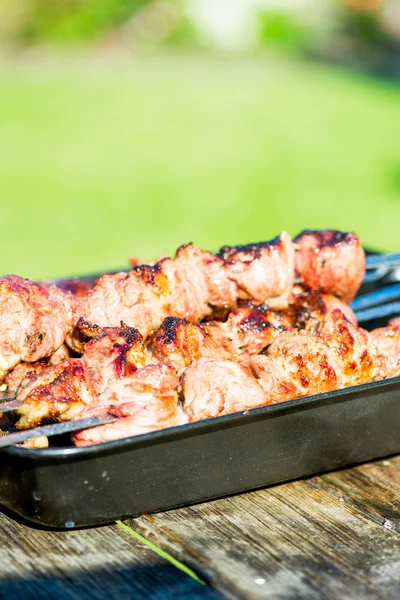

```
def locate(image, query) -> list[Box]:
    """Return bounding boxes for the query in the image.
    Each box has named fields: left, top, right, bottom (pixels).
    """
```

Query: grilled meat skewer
left=16, top=322, right=149, bottom=429
left=0, top=230, right=364, bottom=382
left=11, top=291, right=355, bottom=428
left=74, top=308, right=374, bottom=446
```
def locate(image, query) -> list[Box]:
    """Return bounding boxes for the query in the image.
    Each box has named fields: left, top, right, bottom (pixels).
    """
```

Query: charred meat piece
left=51, top=278, right=94, bottom=298
left=0, top=230, right=363, bottom=376
left=4, top=361, right=49, bottom=394
left=84, top=233, right=295, bottom=334
left=218, top=231, right=295, bottom=310
left=314, top=309, right=373, bottom=387
left=285, top=290, right=357, bottom=331
left=294, top=230, right=365, bottom=303
left=203, top=303, right=287, bottom=356
left=251, top=332, right=338, bottom=402
left=4, top=344, right=71, bottom=394
left=16, top=323, right=149, bottom=428
left=16, top=358, right=95, bottom=429
left=0, top=275, right=72, bottom=382
left=151, top=316, right=232, bottom=374
left=369, top=318, right=400, bottom=381
left=182, top=357, right=268, bottom=422
left=251, top=309, right=372, bottom=404
left=73, top=363, right=182, bottom=446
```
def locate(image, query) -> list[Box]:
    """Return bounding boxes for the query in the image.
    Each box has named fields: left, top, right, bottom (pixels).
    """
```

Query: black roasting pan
left=0, top=261, right=399, bottom=529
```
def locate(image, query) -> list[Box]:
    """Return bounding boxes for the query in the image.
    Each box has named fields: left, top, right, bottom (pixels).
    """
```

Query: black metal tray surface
left=0, top=261, right=399, bottom=528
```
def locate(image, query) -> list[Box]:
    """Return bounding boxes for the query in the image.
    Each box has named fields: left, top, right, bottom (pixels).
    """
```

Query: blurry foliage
left=257, top=10, right=308, bottom=51
left=0, top=0, right=198, bottom=46
left=1, top=0, right=400, bottom=76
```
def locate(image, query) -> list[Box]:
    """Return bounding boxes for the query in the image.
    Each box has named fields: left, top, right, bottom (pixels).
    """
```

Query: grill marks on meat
left=203, top=303, right=286, bottom=356
left=369, top=318, right=400, bottom=381
left=294, top=230, right=365, bottom=303
left=152, top=316, right=233, bottom=375
left=16, top=359, right=95, bottom=429
left=15, top=323, right=149, bottom=428
left=84, top=233, right=295, bottom=335
left=182, top=357, right=268, bottom=422
left=0, top=230, right=365, bottom=382
left=285, top=291, right=357, bottom=331
left=73, top=363, right=182, bottom=446
left=0, top=276, right=71, bottom=382
left=183, top=310, right=373, bottom=420
left=250, top=334, right=338, bottom=402
left=314, top=309, right=373, bottom=387
left=250, top=309, right=373, bottom=404
left=218, top=231, right=295, bottom=309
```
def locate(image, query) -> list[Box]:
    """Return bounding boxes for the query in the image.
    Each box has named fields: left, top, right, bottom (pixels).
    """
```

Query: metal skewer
left=365, top=253, right=400, bottom=270
left=0, top=414, right=117, bottom=449
left=351, top=282, right=400, bottom=311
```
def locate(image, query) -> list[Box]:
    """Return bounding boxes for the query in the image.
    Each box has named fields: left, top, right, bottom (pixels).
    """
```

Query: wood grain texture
left=0, top=513, right=219, bottom=599
left=126, top=456, right=400, bottom=600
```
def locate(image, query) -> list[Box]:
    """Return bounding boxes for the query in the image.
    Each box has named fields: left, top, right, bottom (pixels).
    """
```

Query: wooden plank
left=310, top=456, right=400, bottom=533
left=0, top=510, right=220, bottom=600
left=127, top=456, right=400, bottom=600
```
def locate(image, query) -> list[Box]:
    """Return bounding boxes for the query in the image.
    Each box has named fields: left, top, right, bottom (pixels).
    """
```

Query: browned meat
left=182, top=357, right=268, bottom=422
left=16, top=323, right=149, bottom=428
left=218, top=231, right=295, bottom=309
left=251, top=309, right=372, bottom=404
left=52, top=279, right=94, bottom=298
left=81, top=322, right=150, bottom=393
left=16, top=359, right=95, bottom=428
left=285, top=290, right=357, bottom=331
left=73, top=363, right=182, bottom=446
left=369, top=321, right=400, bottom=381
left=203, top=303, right=287, bottom=355
left=314, top=309, right=373, bottom=387
left=152, top=316, right=232, bottom=374
left=47, top=343, right=71, bottom=365
left=0, top=230, right=362, bottom=381
left=0, top=276, right=72, bottom=382
left=84, top=233, right=295, bottom=336
left=4, top=343, right=71, bottom=394
left=251, top=332, right=338, bottom=402
left=4, top=361, right=48, bottom=393
left=203, top=292, right=357, bottom=356
left=294, top=230, right=365, bottom=303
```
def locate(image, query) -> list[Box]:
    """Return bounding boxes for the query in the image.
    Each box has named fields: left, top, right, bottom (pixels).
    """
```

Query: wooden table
left=0, top=455, right=399, bottom=599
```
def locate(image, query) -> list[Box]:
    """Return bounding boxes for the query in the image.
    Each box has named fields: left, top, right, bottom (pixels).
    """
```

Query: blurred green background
left=1, top=0, right=400, bottom=280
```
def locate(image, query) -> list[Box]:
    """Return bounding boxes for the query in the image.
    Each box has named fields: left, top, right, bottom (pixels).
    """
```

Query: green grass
left=1, top=50, right=400, bottom=280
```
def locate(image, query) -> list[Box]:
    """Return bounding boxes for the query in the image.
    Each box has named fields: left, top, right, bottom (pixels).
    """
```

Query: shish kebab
left=3, top=302, right=399, bottom=448
left=0, top=230, right=364, bottom=383
left=0, top=228, right=376, bottom=447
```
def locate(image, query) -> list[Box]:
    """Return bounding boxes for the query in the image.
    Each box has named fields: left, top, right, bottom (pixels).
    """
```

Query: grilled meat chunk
left=16, top=358, right=95, bottom=429
left=369, top=318, right=400, bottom=381
left=251, top=333, right=338, bottom=402
left=5, top=361, right=49, bottom=393
left=4, top=344, right=71, bottom=394
left=285, top=291, right=357, bottom=330
left=182, top=357, right=268, bottom=422
left=218, top=231, right=295, bottom=309
left=152, top=316, right=232, bottom=374
left=84, top=233, right=295, bottom=335
left=294, top=230, right=365, bottom=303
left=73, top=363, right=182, bottom=446
left=0, top=230, right=363, bottom=378
left=16, top=323, right=148, bottom=428
left=314, top=309, right=372, bottom=387
left=251, top=309, right=372, bottom=404
left=0, top=276, right=72, bottom=382
left=203, top=303, right=286, bottom=355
